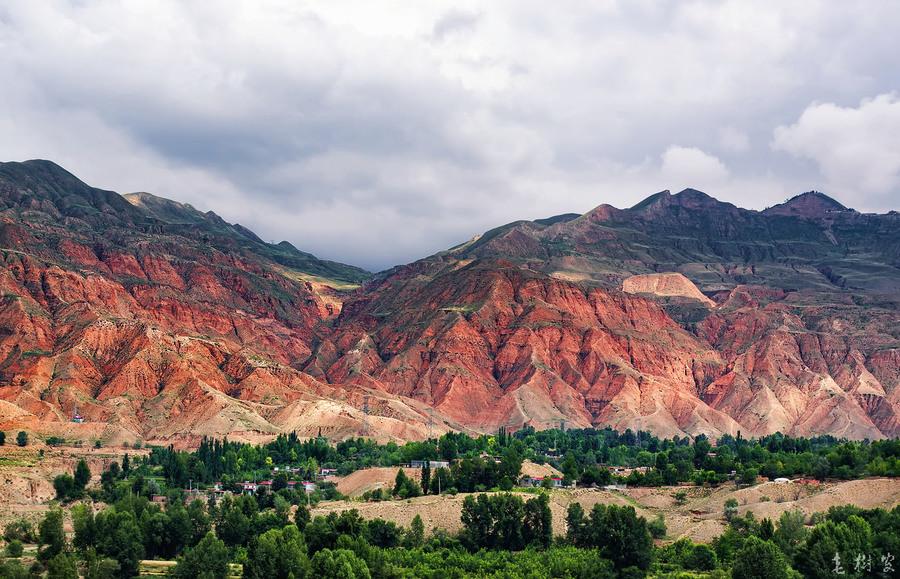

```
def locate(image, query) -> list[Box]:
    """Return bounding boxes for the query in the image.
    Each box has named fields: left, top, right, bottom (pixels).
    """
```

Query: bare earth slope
left=312, top=478, right=900, bottom=542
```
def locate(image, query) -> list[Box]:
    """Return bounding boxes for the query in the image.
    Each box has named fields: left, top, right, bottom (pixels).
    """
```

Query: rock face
left=317, top=188, right=900, bottom=439
left=314, top=260, right=736, bottom=438
left=0, top=160, right=458, bottom=443
left=623, top=273, right=715, bottom=307
left=1, top=161, right=898, bottom=441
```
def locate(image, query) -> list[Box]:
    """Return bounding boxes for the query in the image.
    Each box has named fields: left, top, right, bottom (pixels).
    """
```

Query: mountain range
left=1, top=159, right=898, bottom=443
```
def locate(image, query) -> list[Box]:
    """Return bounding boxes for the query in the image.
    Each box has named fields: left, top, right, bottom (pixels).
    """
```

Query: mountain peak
left=0, top=159, right=145, bottom=222
left=0, top=159, right=86, bottom=188
left=763, top=191, right=852, bottom=217
left=629, top=188, right=734, bottom=214
left=671, top=188, right=724, bottom=207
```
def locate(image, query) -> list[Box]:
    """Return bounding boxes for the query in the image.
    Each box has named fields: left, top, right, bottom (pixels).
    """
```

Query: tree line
left=128, top=428, right=899, bottom=496
left=3, top=481, right=898, bottom=578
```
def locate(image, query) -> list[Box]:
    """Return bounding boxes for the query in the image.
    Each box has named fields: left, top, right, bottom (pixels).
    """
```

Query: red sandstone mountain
left=0, top=160, right=462, bottom=443
left=1, top=161, right=898, bottom=441
left=317, top=189, right=900, bottom=440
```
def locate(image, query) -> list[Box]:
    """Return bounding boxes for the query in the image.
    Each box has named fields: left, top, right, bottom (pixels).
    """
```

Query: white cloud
left=660, top=146, right=730, bottom=188
left=773, top=94, right=900, bottom=206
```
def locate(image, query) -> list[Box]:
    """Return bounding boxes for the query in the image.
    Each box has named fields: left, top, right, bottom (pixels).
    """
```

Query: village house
left=605, top=466, right=650, bottom=477
left=242, top=480, right=317, bottom=495
left=518, top=475, right=565, bottom=488
left=408, top=460, right=450, bottom=469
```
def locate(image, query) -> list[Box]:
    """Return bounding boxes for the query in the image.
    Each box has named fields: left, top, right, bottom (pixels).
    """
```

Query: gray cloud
left=1, top=1, right=898, bottom=271
left=432, top=9, right=481, bottom=40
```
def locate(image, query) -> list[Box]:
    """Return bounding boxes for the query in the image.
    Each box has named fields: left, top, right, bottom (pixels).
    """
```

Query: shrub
left=4, top=519, right=35, bottom=543
left=724, top=498, right=739, bottom=521
left=6, top=539, right=23, bottom=557
left=648, top=514, right=667, bottom=539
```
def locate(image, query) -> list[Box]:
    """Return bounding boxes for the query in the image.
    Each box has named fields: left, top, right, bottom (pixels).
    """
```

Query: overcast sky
left=2, top=1, right=899, bottom=271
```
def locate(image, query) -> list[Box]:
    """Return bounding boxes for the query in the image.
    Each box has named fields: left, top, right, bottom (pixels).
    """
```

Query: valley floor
left=312, top=475, right=900, bottom=543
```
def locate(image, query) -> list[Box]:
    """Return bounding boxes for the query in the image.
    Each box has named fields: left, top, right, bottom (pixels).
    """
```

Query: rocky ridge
left=0, top=160, right=898, bottom=442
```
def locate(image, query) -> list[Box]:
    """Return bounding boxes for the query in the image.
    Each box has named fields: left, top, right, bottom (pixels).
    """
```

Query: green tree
left=272, top=472, right=288, bottom=492
left=393, top=469, right=409, bottom=496
left=172, top=532, right=230, bottom=579
left=725, top=498, right=740, bottom=521
left=141, top=510, right=171, bottom=559
left=773, top=510, right=807, bottom=563
left=429, top=467, right=451, bottom=495
left=365, top=518, right=402, bottom=548
left=38, top=509, right=66, bottom=562
left=74, top=459, right=91, bottom=491
left=732, top=536, right=795, bottom=579
left=294, top=505, right=311, bottom=530
left=583, top=504, right=653, bottom=571
left=245, top=525, right=309, bottom=579
left=310, top=548, right=371, bottom=579
left=46, top=553, right=79, bottom=579
left=5, top=539, right=23, bottom=557
left=4, top=519, right=35, bottom=543
left=565, top=502, right=586, bottom=545
left=216, top=496, right=255, bottom=547
left=420, top=463, right=431, bottom=495
left=499, top=441, right=525, bottom=482
left=523, top=493, right=552, bottom=548
left=461, top=493, right=526, bottom=551
left=72, top=504, right=97, bottom=552
left=82, top=549, right=120, bottom=579
left=405, top=514, right=425, bottom=548
left=187, top=500, right=211, bottom=547
left=674, top=490, right=688, bottom=505
left=685, top=543, right=718, bottom=571
left=15, top=431, right=27, bottom=447
left=648, top=514, right=667, bottom=539
left=561, top=451, right=579, bottom=484
left=53, top=474, right=76, bottom=502
left=95, top=509, right=145, bottom=578
left=795, top=516, right=873, bottom=579
left=740, top=468, right=759, bottom=486
left=0, top=560, right=28, bottom=579
left=491, top=493, right=525, bottom=550
left=392, top=469, right=422, bottom=499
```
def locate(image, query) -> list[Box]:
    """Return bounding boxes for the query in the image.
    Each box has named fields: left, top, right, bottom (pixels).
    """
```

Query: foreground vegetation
left=2, top=428, right=897, bottom=577
left=1, top=486, right=897, bottom=578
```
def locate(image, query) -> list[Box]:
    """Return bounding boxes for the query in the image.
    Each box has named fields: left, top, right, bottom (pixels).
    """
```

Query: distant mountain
left=317, top=188, right=900, bottom=440
left=763, top=191, right=850, bottom=218
left=0, top=161, right=898, bottom=442
left=0, top=160, right=451, bottom=444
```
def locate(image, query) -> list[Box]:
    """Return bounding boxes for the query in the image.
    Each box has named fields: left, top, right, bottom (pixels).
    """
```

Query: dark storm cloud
left=1, top=1, right=898, bottom=271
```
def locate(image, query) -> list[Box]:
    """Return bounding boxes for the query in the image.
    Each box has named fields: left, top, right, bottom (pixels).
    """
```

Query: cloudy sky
left=1, top=1, right=899, bottom=271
